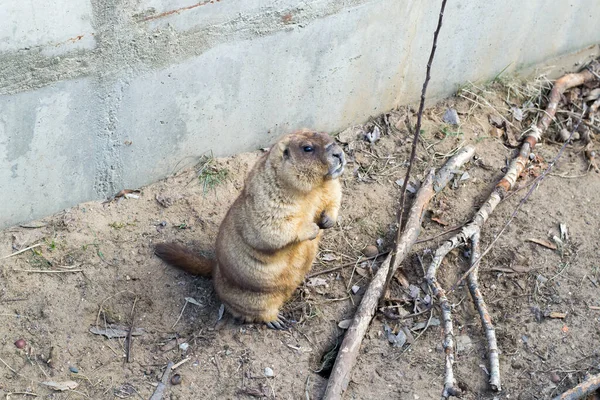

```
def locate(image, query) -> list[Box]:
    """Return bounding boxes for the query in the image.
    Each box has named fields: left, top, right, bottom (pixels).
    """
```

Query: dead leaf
left=511, top=106, right=524, bottom=121
left=12, top=231, right=47, bottom=250
left=393, top=272, right=410, bottom=288
left=526, top=238, right=557, bottom=251
left=365, top=126, right=381, bottom=143
left=413, top=317, right=440, bottom=330
left=488, top=114, right=505, bottom=128
left=306, top=277, right=328, bottom=287
left=185, top=297, right=203, bottom=307
left=584, top=88, right=600, bottom=102
left=42, top=381, right=78, bottom=391
left=490, top=127, right=504, bottom=138
left=503, top=128, right=520, bottom=148
left=549, top=312, right=567, bottom=319
left=320, top=253, right=338, bottom=262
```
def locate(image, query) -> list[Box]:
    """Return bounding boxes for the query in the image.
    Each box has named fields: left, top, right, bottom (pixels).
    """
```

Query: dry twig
left=322, top=146, right=474, bottom=400
left=149, top=361, right=174, bottom=400
left=1, top=243, right=43, bottom=259
left=552, top=372, right=600, bottom=400
left=426, top=66, right=597, bottom=398
left=384, top=0, right=449, bottom=298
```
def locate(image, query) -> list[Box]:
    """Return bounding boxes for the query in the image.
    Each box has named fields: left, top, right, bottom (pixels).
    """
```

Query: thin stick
left=149, top=361, right=175, bottom=400
left=415, top=225, right=463, bottom=244
left=306, top=253, right=389, bottom=279
left=552, top=372, right=600, bottom=400
left=126, top=297, right=139, bottom=363
left=1, top=243, right=43, bottom=259
left=172, top=357, right=191, bottom=370
left=0, top=356, right=17, bottom=374
left=15, top=269, right=83, bottom=273
left=466, top=233, right=500, bottom=391
left=385, top=0, right=448, bottom=297
left=322, top=146, right=474, bottom=400
left=171, top=300, right=188, bottom=329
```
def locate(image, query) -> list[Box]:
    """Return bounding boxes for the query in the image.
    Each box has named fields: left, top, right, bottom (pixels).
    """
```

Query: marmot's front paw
left=318, top=210, right=335, bottom=229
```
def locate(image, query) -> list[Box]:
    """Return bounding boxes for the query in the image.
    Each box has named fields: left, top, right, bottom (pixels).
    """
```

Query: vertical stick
left=383, top=0, right=449, bottom=300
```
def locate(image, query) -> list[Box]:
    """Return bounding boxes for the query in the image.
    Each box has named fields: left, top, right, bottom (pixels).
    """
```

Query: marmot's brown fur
left=155, top=130, right=345, bottom=328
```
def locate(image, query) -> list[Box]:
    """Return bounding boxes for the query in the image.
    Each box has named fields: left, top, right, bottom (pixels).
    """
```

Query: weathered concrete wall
left=1, top=0, right=599, bottom=228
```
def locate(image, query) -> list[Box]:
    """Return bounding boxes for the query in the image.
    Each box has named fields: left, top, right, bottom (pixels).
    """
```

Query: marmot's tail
left=154, top=243, right=214, bottom=277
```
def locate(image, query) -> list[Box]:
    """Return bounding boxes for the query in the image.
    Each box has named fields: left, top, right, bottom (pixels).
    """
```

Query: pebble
left=14, top=339, right=26, bottom=349
left=69, top=366, right=79, bottom=373
left=264, top=367, right=274, bottom=377
left=171, top=374, right=182, bottom=385
left=550, top=372, right=561, bottom=383
left=362, top=245, right=379, bottom=258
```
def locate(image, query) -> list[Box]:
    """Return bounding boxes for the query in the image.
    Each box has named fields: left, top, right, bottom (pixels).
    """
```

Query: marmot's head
left=269, top=129, right=346, bottom=192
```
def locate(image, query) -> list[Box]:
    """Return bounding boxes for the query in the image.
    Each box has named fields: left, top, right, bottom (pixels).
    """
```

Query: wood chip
left=526, top=238, right=557, bottom=250
left=431, top=217, right=449, bottom=226
left=42, top=381, right=78, bottom=391
left=549, top=312, right=567, bottom=319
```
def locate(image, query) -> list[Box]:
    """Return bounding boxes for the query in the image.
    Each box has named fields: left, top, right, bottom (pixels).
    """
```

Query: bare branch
left=323, top=146, right=474, bottom=400
left=384, top=0, right=449, bottom=299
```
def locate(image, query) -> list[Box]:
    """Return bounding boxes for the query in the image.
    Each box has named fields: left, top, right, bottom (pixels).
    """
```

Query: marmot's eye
left=283, top=148, right=290, bottom=157
left=302, top=145, right=314, bottom=153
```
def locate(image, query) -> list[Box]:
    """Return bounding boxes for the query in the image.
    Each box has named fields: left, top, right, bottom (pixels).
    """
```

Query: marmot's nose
left=332, top=151, right=343, bottom=161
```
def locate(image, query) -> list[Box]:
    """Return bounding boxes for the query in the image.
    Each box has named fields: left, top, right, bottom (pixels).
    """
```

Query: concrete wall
left=1, top=0, right=599, bottom=228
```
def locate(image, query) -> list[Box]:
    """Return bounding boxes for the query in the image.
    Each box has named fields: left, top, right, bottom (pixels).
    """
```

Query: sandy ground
left=1, top=73, right=599, bottom=400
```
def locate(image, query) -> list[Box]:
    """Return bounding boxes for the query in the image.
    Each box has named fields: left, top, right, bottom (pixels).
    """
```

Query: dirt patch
left=1, top=74, right=599, bottom=399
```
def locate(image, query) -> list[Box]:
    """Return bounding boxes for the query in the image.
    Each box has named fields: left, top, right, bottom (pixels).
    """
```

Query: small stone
left=69, top=366, right=79, bottom=374
left=511, top=360, right=523, bottom=369
left=14, top=339, right=26, bottom=349
left=362, top=245, right=379, bottom=258
left=443, top=108, right=460, bottom=125
left=178, top=342, right=189, bottom=352
left=351, top=285, right=360, bottom=294
left=550, top=372, right=561, bottom=383
left=264, top=367, right=274, bottom=377
left=171, top=374, right=182, bottom=385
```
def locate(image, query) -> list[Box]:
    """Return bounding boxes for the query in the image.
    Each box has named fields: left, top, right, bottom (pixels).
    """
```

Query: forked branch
left=323, top=146, right=475, bottom=400
left=426, top=68, right=597, bottom=398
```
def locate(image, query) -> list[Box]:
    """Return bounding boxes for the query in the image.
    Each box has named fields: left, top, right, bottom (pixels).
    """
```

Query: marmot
left=155, top=130, right=345, bottom=329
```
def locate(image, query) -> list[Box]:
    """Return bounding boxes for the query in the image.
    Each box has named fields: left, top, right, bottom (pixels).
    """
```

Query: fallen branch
left=425, top=66, right=597, bottom=398
left=149, top=361, right=174, bottom=400
left=322, top=146, right=475, bottom=400
left=552, top=373, right=600, bottom=400
left=466, top=233, right=500, bottom=391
